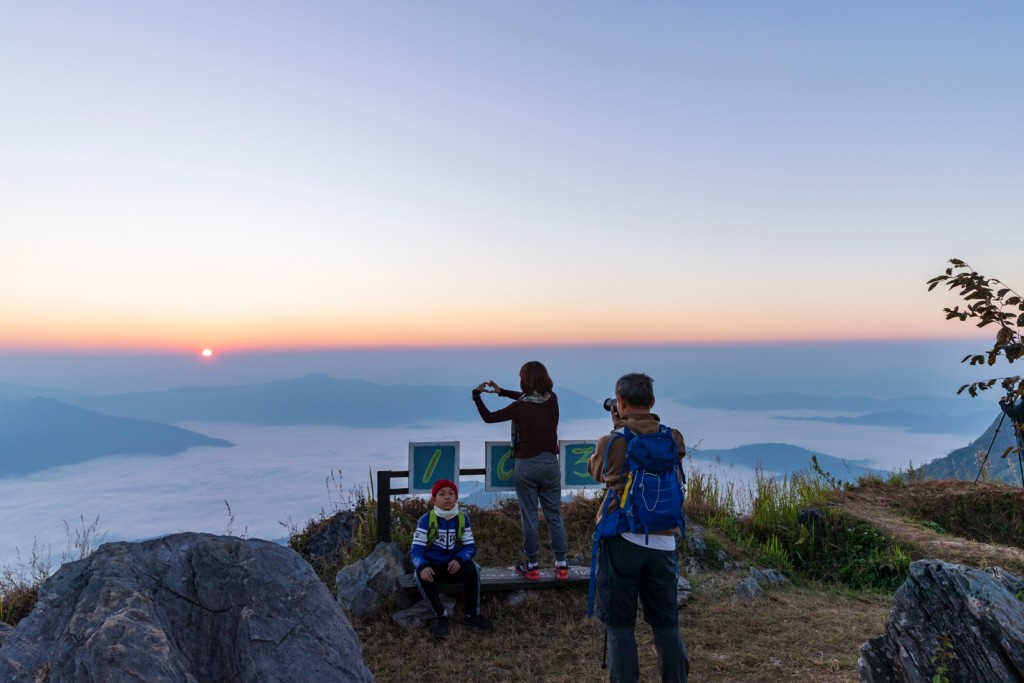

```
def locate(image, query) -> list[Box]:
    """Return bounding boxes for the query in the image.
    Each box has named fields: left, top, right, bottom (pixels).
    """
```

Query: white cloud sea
left=0, top=403, right=971, bottom=567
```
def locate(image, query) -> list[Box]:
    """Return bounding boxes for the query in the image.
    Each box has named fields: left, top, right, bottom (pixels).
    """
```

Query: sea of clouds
left=0, top=401, right=971, bottom=567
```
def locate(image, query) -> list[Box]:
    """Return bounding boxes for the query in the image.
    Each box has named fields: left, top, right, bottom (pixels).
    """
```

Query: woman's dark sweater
left=472, top=389, right=559, bottom=459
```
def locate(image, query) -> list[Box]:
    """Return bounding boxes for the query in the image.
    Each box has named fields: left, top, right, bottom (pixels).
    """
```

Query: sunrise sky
left=2, top=2, right=1021, bottom=353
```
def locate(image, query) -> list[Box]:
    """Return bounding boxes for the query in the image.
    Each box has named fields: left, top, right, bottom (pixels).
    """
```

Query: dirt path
left=834, top=480, right=1024, bottom=571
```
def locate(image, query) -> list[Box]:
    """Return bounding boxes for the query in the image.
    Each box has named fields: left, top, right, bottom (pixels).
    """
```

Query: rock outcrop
left=303, top=510, right=358, bottom=565
left=0, top=532, right=375, bottom=683
left=859, top=559, right=1024, bottom=683
left=336, top=541, right=405, bottom=620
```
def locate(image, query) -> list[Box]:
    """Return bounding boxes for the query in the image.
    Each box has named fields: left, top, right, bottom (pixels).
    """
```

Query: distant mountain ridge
left=690, top=442, right=883, bottom=483
left=3, top=376, right=995, bottom=481
left=0, top=381, right=87, bottom=402
left=776, top=410, right=995, bottom=435
left=66, top=373, right=601, bottom=427
left=677, top=393, right=998, bottom=436
left=678, top=393, right=994, bottom=416
left=0, top=398, right=232, bottom=477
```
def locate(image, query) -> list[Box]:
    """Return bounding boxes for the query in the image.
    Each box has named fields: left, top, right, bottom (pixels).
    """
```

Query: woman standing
left=473, top=360, right=569, bottom=580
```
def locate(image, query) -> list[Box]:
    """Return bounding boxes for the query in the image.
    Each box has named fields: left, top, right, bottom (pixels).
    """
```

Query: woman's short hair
left=615, top=372, right=655, bottom=408
left=519, top=361, right=554, bottom=395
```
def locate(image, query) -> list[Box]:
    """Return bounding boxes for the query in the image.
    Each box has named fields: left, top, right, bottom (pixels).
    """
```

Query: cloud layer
left=0, top=406, right=969, bottom=567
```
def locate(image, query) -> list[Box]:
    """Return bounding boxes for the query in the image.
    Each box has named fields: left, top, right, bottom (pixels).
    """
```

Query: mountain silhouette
left=776, top=409, right=996, bottom=435
left=0, top=398, right=232, bottom=477
left=690, top=442, right=882, bottom=483
left=66, top=374, right=601, bottom=427
left=678, top=392, right=993, bottom=417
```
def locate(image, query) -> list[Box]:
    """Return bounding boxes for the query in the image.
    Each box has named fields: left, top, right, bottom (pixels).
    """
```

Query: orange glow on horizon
left=1, top=274, right=998, bottom=353
left=0, top=325, right=989, bottom=354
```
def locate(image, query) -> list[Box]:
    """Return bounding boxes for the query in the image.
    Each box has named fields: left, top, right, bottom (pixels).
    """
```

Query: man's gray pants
left=597, top=535, right=689, bottom=682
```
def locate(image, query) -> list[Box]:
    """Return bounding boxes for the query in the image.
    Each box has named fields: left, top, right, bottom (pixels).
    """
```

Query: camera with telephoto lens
left=603, top=398, right=617, bottom=411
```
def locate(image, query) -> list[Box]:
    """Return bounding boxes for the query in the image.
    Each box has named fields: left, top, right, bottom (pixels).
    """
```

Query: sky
left=2, top=2, right=1022, bottom=355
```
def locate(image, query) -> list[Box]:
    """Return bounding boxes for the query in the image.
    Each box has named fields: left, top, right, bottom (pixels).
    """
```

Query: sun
left=201, top=348, right=214, bottom=358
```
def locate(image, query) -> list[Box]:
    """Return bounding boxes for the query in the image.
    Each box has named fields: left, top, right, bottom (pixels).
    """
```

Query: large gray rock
left=0, top=532, right=375, bottom=683
left=859, top=559, right=1024, bottom=683
left=336, top=541, right=405, bottom=620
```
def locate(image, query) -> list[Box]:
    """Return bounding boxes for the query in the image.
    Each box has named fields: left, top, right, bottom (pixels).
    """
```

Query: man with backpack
left=589, top=372, right=689, bottom=683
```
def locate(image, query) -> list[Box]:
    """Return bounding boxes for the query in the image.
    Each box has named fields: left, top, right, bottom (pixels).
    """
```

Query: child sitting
left=409, top=478, right=495, bottom=638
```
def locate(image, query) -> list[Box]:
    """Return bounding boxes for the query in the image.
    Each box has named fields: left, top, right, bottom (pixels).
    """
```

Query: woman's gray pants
left=512, top=452, right=567, bottom=564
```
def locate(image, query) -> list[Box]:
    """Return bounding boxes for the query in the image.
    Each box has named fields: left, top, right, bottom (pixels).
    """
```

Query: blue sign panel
left=484, top=441, right=516, bottom=492
left=560, top=440, right=601, bottom=489
left=408, top=442, right=460, bottom=495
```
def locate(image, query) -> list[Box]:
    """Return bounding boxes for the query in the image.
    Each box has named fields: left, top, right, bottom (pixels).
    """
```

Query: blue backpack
left=588, top=424, right=686, bottom=616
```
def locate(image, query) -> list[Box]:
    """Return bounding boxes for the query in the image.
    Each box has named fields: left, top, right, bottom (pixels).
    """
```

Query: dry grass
left=836, top=479, right=1024, bottom=572
left=684, top=575, right=890, bottom=683
left=357, top=569, right=891, bottom=683
left=355, top=478, right=1024, bottom=682
left=356, top=489, right=897, bottom=683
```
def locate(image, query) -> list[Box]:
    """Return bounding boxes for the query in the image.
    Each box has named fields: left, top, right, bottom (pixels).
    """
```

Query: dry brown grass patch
left=684, top=574, right=890, bottom=683
left=835, top=480, right=1024, bottom=572
left=358, top=570, right=891, bottom=683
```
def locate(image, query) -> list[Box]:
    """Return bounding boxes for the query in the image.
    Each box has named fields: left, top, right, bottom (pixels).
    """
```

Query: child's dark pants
left=414, top=559, right=482, bottom=617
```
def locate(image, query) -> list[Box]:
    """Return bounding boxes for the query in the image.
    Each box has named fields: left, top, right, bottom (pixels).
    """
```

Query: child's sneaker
left=555, top=563, right=569, bottom=580
left=429, top=615, right=450, bottom=638
left=514, top=562, right=540, bottom=581
left=464, top=613, right=495, bottom=631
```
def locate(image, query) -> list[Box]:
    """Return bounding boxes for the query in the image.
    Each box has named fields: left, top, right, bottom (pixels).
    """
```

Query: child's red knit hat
left=431, top=478, right=458, bottom=498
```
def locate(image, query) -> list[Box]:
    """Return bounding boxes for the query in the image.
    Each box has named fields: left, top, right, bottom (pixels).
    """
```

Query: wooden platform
left=398, top=565, right=590, bottom=593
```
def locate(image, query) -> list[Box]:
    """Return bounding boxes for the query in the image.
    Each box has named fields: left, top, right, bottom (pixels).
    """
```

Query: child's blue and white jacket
left=409, top=510, right=476, bottom=571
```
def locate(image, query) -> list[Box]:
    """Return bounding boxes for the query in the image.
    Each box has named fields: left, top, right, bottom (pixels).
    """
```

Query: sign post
left=559, top=440, right=601, bottom=489
left=408, top=442, right=460, bottom=494
left=484, top=441, right=516, bottom=492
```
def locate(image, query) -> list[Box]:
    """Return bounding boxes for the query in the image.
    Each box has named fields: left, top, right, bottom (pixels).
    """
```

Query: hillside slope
left=835, top=479, right=1024, bottom=572
left=920, top=414, right=1022, bottom=484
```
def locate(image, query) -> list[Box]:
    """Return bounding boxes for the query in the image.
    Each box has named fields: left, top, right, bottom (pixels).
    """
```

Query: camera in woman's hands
left=603, top=398, right=617, bottom=411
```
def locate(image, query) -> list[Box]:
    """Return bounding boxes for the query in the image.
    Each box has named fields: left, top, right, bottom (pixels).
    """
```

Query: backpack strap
left=426, top=509, right=438, bottom=547
left=588, top=430, right=626, bottom=616
left=665, top=424, right=687, bottom=537
left=426, top=510, right=465, bottom=548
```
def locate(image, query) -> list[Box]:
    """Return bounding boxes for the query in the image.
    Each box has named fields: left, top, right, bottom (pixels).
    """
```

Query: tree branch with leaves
left=927, top=258, right=1023, bottom=398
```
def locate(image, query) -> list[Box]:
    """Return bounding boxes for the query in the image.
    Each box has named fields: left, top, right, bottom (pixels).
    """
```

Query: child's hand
left=419, top=566, right=435, bottom=582
left=447, top=559, right=461, bottom=574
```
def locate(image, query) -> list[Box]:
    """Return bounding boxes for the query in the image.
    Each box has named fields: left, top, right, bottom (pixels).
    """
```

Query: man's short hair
left=615, top=372, right=655, bottom=408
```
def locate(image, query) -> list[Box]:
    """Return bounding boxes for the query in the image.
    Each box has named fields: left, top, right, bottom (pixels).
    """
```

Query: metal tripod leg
left=975, top=412, right=1007, bottom=484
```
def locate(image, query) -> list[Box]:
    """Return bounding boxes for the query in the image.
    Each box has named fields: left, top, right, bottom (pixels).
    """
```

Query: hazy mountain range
left=678, top=393, right=987, bottom=414
left=0, top=373, right=1004, bottom=480
left=0, top=374, right=603, bottom=477
left=679, top=393, right=997, bottom=436
left=775, top=411, right=995, bottom=436
left=689, top=442, right=883, bottom=483
left=0, top=398, right=232, bottom=477
left=63, top=374, right=601, bottom=427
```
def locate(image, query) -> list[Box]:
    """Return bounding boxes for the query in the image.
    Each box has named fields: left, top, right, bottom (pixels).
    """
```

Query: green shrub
left=686, top=458, right=911, bottom=591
